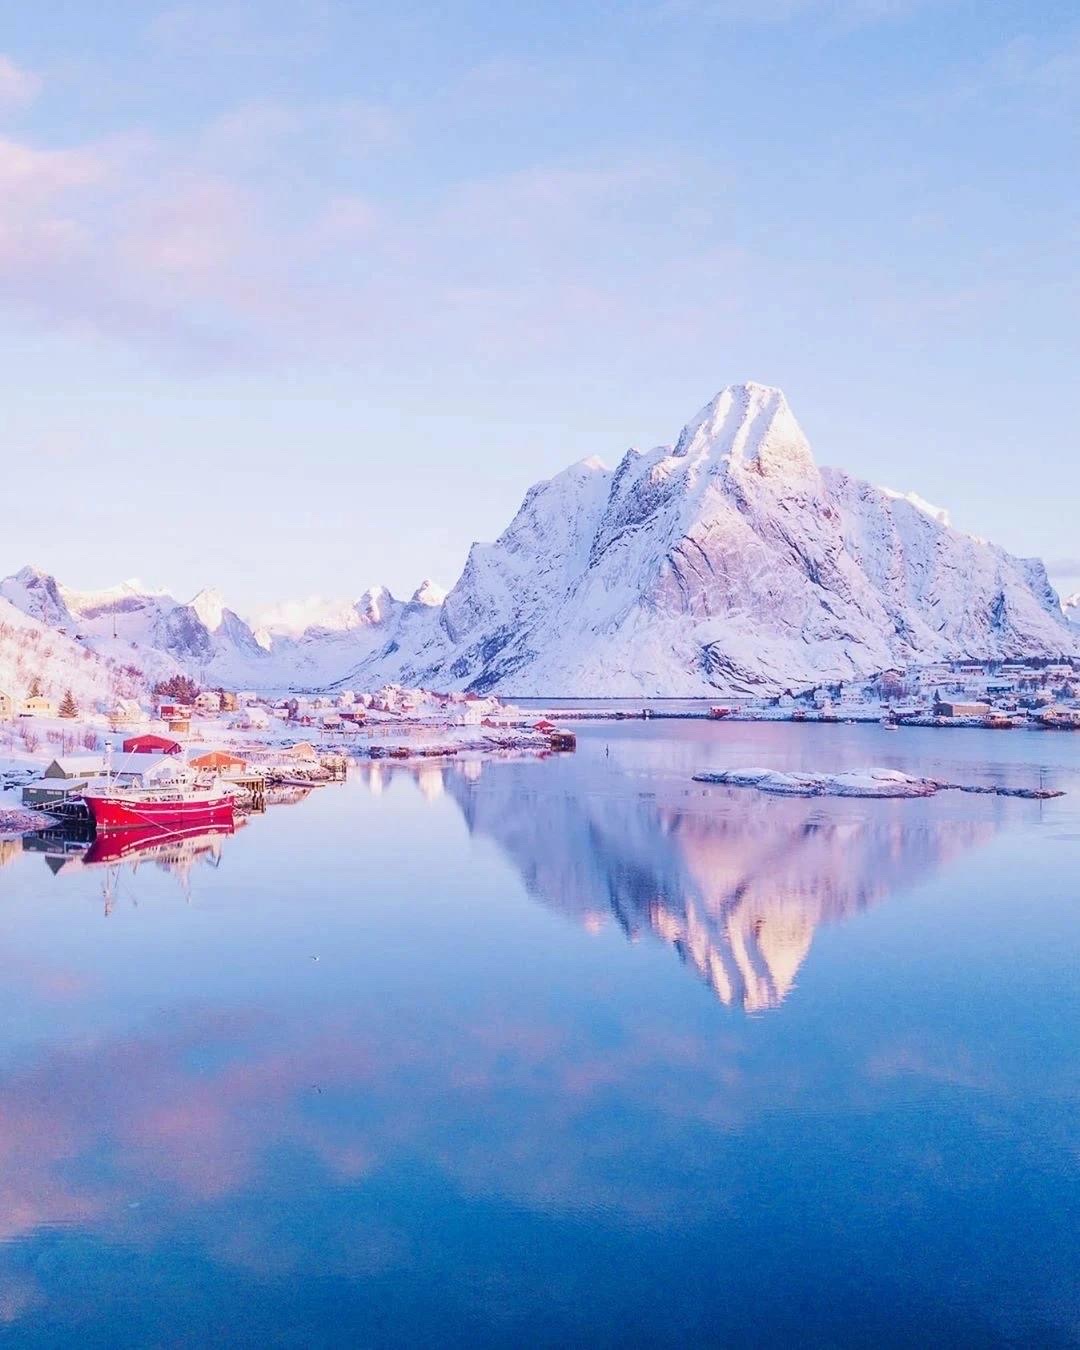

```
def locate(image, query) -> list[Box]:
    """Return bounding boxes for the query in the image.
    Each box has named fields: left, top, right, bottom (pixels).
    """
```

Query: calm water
left=0, top=722, right=1077, bottom=1347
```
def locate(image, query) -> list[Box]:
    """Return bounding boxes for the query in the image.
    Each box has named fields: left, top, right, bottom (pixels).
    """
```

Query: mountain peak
left=673, top=381, right=817, bottom=484
left=411, top=579, right=446, bottom=608
left=14, top=563, right=54, bottom=584
left=190, top=587, right=226, bottom=632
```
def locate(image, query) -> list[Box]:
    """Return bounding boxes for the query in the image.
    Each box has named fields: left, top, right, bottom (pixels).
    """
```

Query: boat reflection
left=361, top=757, right=1010, bottom=1012
left=82, top=821, right=235, bottom=868
left=23, top=820, right=239, bottom=911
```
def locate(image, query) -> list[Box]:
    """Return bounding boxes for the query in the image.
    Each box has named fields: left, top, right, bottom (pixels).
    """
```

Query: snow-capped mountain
left=340, top=382, right=1076, bottom=695
left=247, top=581, right=447, bottom=687
left=0, top=565, right=450, bottom=693
left=3, top=382, right=1074, bottom=696
left=0, top=567, right=273, bottom=689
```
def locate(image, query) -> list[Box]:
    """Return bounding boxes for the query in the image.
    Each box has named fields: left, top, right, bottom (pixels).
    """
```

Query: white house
left=0, top=689, right=14, bottom=721
left=110, top=698, right=146, bottom=728
left=110, top=752, right=193, bottom=789
left=194, top=691, right=222, bottom=714
left=232, top=705, right=271, bottom=730
left=452, top=703, right=484, bottom=726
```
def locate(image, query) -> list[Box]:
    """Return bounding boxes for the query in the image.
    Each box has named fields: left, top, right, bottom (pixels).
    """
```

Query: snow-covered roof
left=46, top=756, right=107, bottom=778
left=110, top=751, right=190, bottom=779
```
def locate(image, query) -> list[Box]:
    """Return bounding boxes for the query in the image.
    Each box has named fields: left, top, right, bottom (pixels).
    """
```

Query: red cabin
left=122, top=733, right=183, bottom=756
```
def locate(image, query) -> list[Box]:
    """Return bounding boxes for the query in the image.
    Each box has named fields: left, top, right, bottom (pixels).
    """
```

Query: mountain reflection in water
left=360, top=755, right=1010, bottom=1012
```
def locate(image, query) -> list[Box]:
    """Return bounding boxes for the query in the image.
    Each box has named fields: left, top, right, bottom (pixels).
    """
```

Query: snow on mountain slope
left=345, top=381, right=1076, bottom=696
left=4, top=381, right=1072, bottom=696
left=0, top=566, right=77, bottom=629
left=0, top=595, right=142, bottom=710
left=0, top=565, right=450, bottom=692
left=1, top=569, right=276, bottom=689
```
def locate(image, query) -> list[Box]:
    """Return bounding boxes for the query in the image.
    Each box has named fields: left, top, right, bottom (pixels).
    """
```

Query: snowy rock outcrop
left=345, top=382, right=1075, bottom=695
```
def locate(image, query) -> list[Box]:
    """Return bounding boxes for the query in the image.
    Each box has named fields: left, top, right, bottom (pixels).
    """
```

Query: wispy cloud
left=0, top=54, right=41, bottom=108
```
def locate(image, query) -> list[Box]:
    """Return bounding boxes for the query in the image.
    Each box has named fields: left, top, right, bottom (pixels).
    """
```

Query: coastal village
left=0, top=679, right=578, bottom=839
left=1, top=650, right=1078, bottom=842
left=739, top=654, right=1080, bottom=729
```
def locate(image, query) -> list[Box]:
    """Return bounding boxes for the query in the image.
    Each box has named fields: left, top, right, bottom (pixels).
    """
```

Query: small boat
left=82, top=784, right=235, bottom=832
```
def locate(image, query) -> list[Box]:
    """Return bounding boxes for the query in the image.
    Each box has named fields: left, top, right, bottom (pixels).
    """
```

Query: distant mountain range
left=2, top=382, right=1075, bottom=699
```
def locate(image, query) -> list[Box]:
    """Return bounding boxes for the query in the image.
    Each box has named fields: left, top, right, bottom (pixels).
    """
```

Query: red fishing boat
left=82, top=784, right=235, bottom=832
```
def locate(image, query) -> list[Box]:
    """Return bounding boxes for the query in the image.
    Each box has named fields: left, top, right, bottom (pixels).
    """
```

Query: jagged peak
left=189, top=586, right=226, bottom=631
left=13, top=562, right=57, bottom=585
left=410, top=579, right=446, bottom=608
left=354, top=586, right=399, bottom=625
left=673, top=381, right=817, bottom=483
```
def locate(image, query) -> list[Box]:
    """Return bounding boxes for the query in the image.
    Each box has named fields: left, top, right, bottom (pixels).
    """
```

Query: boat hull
left=83, top=792, right=235, bottom=832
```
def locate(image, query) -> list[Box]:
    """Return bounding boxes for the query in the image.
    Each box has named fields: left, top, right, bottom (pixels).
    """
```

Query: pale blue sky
left=1, top=0, right=1078, bottom=615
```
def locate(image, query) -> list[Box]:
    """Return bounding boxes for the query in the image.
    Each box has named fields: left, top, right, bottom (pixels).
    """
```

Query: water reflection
left=20, top=786, right=312, bottom=906
left=361, top=757, right=1011, bottom=1012
left=0, top=737, right=1075, bottom=1343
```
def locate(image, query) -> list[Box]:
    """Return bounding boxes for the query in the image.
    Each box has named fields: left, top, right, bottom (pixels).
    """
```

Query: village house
left=156, top=703, right=192, bottom=736
left=219, top=691, right=238, bottom=713
left=110, top=752, right=193, bottom=790
left=190, top=749, right=248, bottom=775
left=194, top=691, right=222, bottom=715
left=122, top=733, right=182, bottom=756
left=232, top=705, right=270, bottom=730
left=20, top=695, right=55, bottom=717
left=110, top=698, right=146, bottom=729
left=0, top=689, right=14, bottom=721
left=874, top=669, right=907, bottom=698
left=236, top=691, right=259, bottom=706
left=23, top=756, right=106, bottom=807
left=452, top=701, right=485, bottom=726
left=935, top=699, right=992, bottom=719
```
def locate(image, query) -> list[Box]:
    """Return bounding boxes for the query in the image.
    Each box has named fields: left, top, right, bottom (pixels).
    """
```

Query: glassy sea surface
left=1, top=721, right=1077, bottom=1347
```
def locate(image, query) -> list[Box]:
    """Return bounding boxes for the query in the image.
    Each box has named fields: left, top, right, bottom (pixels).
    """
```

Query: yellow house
left=20, top=695, right=55, bottom=717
